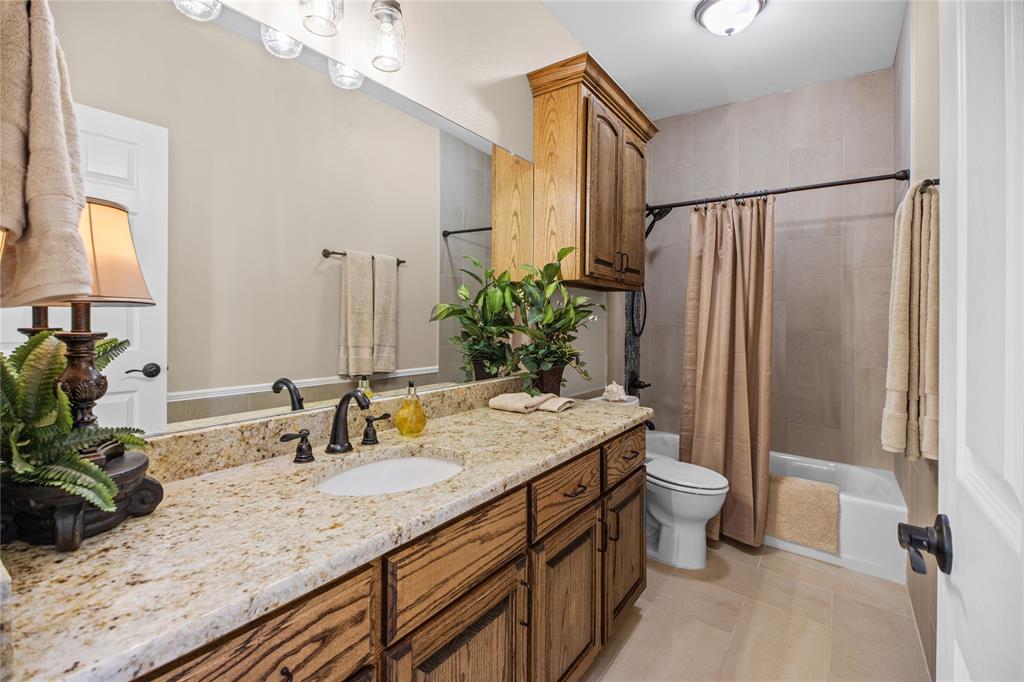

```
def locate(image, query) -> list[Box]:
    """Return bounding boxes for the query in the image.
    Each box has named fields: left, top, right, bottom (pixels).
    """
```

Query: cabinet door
left=529, top=504, right=604, bottom=682
left=384, top=558, right=529, bottom=682
left=603, top=467, right=647, bottom=638
left=584, top=95, right=622, bottom=282
left=618, top=129, right=647, bottom=287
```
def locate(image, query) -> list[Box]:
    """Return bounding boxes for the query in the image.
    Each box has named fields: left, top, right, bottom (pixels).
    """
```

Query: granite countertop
left=2, top=401, right=651, bottom=681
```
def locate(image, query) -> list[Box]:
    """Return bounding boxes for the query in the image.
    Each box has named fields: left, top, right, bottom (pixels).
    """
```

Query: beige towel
left=489, top=392, right=554, bottom=414
left=0, top=0, right=91, bottom=307
left=372, top=254, right=397, bottom=373
left=536, top=396, right=575, bottom=413
left=882, top=183, right=939, bottom=460
left=338, top=251, right=374, bottom=376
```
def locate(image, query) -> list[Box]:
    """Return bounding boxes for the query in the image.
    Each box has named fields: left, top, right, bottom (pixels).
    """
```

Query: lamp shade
left=68, top=199, right=154, bottom=306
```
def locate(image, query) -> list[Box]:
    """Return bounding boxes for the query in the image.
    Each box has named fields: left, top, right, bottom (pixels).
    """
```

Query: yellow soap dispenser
left=395, top=380, right=427, bottom=437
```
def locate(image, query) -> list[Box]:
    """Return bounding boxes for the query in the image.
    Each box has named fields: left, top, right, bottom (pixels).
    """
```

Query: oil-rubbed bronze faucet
left=272, top=377, right=305, bottom=411
left=326, top=388, right=371, bottom=453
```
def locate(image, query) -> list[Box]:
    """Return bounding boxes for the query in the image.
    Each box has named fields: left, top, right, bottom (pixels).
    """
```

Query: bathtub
left=645, top=431, right=908, bottom=583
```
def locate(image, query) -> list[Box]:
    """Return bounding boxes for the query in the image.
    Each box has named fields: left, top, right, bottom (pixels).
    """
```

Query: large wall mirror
left=3, top=0, right=520, bottom=434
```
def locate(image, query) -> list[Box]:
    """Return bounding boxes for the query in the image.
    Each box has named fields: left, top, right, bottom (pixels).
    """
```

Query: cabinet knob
left=280, top=667, right=294, bottom=681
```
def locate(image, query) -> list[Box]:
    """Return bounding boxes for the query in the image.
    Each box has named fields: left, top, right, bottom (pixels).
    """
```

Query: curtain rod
left=645, top=169, right=940, bottom=237
left=442, top=227, right=493, bottom=238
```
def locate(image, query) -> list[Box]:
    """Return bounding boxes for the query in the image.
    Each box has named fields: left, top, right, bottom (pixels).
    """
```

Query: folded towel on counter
left=536, top=396, right=575, bottom=413
left=338, top=251, right=374, bottom=376
left=489, top=393, right=576, bottom=414
left=372, top=254, right=397, bottom=373
left=1, top=0, right=91, bottom=307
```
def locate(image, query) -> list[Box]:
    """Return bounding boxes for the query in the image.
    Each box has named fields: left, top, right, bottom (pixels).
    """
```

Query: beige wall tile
left=640, top=324, right=684, bottom=433
left=785, top=332, right=842, bottom=428
left=718, top=600, right=830, bottom=681
left=771, top=390, right=788, bottom=452
left=693, top=103, right=740, bottom=194
left=645, top=246, right=689, bottom=327
left=844, top=70, right=896, bottom=172
left=772, top=301, right=787, bottom=393
left=739, top=120, right=789, bottom=189
left=786, top=422, right=843, bottom=460
left=788, top=79, right=845, bottom=149
left=844, top=180, right=896, bottom=268
left=847, top=266, right=892, bottom=369
left=784, top=237, right=843, bottom=332
left=852, top=366, right=892, bottom=470
left=830, top=594, right=930, bottom=681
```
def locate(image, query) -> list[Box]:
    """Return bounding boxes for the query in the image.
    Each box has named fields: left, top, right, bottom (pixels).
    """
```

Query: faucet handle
left=361, top=413, right=391, bottom=446
left=281, top=429, right=314, bottom=463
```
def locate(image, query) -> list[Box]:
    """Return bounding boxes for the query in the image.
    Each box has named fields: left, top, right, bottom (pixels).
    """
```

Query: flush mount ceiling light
left=172, top=0, right=221, bottom=22
left=694, top=0, right=766, bottom=37
left=261, top=25, right=304, bottom=59
left=328, top=59, right=365, bottom=89
left=367, top=0, right=406, bottom=73
left=302, top=0, right=343, bottom=37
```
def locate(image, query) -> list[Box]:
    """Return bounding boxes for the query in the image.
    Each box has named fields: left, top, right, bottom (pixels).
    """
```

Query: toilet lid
left=647, top=460, right=729, bottom=492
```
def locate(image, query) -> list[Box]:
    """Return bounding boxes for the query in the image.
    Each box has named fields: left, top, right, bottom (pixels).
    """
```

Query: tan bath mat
left=765, top=474, right=839, bottom=554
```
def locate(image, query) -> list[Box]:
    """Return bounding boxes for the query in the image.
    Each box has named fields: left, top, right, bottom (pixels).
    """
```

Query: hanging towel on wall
left=338, top=251, right=374, bottom=376
left=0, top=0, right=91, bottom=307
left=881, top=183, right=940, bottom=461
left=372, top=254, right=397, bottom=373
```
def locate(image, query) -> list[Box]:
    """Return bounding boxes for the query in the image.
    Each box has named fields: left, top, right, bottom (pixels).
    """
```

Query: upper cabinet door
left=618, top=130, right=646, bottom=286
left=585, top=95, right=623, bottom=282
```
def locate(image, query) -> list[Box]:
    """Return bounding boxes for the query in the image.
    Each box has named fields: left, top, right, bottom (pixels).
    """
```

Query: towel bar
left=322, top=249, right=406, bottom=266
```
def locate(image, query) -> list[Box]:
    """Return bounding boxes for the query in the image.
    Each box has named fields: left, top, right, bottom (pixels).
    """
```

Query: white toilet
left=644, top=440, right=729, bottom=570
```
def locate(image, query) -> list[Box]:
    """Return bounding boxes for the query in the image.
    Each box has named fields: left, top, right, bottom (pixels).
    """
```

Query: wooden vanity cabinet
left=510, top=52, right=656, bottom=292
left=528, top=503, right=605, bottom=682
left=383, top=558, right=530, bottom=682
left=143, top=564, right=380, bottom=682
left=602, top=467, right=647, bottom=636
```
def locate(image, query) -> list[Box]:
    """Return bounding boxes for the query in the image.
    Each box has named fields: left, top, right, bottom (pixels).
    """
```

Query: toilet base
left=646, top=518, right=710, bottom=570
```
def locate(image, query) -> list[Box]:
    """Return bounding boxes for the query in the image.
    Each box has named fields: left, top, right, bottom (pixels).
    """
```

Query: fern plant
left=0, top=331, right=146, bottom=512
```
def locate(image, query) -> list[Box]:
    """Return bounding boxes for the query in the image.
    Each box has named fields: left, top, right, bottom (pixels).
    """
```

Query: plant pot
left=0, top=450, right=164, bottom=551
left=471, top=359, right=495, bottom=381
left=532, top=365, right=566, bottom=396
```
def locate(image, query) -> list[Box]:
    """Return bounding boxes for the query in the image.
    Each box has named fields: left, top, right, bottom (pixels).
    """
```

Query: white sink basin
left=318, top=456, right=463, bottom=496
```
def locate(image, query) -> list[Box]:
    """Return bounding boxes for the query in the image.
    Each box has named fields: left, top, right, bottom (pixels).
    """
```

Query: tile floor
left=586, top=541, right=931, bottom=681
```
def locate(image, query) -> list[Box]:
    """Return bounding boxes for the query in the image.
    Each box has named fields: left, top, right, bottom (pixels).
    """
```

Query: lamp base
left=55, top=301, right=108, bottom=430
left=0, top=451, right=163, bottom=551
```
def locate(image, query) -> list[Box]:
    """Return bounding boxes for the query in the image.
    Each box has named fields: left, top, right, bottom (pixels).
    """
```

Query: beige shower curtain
left=679, top=198, right=774, bottom=546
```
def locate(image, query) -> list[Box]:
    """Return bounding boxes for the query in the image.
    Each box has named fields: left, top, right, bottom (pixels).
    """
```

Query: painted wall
left=223, top=0, right=585, bottom=158
left=54, top=1, right=440, bottom=395
left=893, top=2, right=940, bottom=676
left=643, top=67, right=898, bottom=473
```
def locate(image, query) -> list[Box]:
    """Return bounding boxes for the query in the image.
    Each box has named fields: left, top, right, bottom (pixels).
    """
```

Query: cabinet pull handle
left=598, top=519, right=608, bottom=553
left=519, top=580, right=532, bottom=627
left=564, top=483, right=588, bottom=498
left=623, top=450, right=641, bottom=461
left=280, top=667, right=294, bottom=681
left=609, top=509, right=621, bottom=541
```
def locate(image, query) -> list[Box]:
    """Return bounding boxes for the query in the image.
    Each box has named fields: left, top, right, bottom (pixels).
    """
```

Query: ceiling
left=542, top=0, right=907, bottom=121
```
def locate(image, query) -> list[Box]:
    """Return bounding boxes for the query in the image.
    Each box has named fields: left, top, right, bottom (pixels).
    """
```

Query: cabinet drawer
left=384, top=488, right=528, bottom=643
left=146, top=564, right=380, bottom=682
left=603, top=427, right=645, bottom=490
left=530, top=449, right=601, bottom=540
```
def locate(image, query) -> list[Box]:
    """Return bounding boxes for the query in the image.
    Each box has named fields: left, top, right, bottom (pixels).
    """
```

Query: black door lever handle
left=125, top=363, right=161, bottom=378
left=898, top=514, right=953, bottom=575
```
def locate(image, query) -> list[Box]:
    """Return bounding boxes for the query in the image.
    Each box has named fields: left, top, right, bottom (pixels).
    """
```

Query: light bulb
left=173, top=0, right=221, bottom=22
left=303, top=0, right=343, bottom=37
left=328, top=59, right=365, bottom=89
left=260, top=25, right=303, bottom=59
left=694, top=0, right=766, bottom=37
left=367, top=0, right=405, bottom=73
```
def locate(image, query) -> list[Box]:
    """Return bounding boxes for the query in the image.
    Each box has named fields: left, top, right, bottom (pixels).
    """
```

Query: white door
left=0, top=105, right=168, bottom=434
left=937, top=2, right=1023, bottom=680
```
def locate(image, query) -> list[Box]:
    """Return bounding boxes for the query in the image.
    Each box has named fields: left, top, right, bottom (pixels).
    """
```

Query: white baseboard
left=167, top=366, right=439, bottom=403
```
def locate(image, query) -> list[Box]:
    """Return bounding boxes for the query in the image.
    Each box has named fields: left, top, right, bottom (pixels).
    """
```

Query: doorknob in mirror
left=125, top=363, right=161, bottom=378
left=898, top=513, right=953, bottom=575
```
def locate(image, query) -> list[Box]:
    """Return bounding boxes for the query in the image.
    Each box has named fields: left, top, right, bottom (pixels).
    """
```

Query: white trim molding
left=167, top=367, right=439, bottom=403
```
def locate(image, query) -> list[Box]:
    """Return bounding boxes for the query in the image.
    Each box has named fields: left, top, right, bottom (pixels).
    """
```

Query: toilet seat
left=646, top=460, right=729, bottom=495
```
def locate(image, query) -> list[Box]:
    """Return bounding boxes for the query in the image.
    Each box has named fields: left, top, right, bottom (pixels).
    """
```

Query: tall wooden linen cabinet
left=492, top=53, right=657, bottom=291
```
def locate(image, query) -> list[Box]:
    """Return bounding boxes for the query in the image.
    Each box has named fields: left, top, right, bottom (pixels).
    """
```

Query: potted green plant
left=1, top=331, right=148, bottom=550
left=516, top=247, right=604, bottom=395
left=431, top=257, right=520, bottom=381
